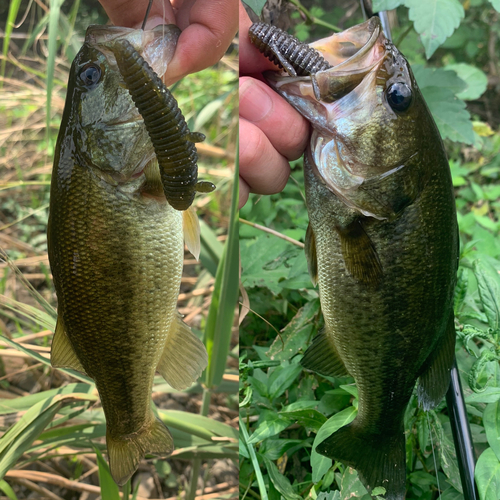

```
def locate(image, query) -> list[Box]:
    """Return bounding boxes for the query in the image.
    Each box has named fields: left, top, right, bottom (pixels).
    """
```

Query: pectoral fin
left=305, top=223, right=318, bottom=286
left=301, top=330, right=349, bottom=377
left=157, top=313, right=208, bottom=390
left=417, top=313, right=456, bottom=411
left=182, top=206, right=201, bottom=261
left=51, top=316, right=87, bottom=375
left=338, top=219, right=382, bottom=286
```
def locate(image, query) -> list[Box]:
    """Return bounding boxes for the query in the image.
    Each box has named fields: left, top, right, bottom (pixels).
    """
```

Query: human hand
left=98, top=0, right=238, bottom=85
left=239, top=1, right=310, bottom=209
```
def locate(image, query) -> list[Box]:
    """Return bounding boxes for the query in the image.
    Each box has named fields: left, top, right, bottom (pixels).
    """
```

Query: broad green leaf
left=484, top=401, right=500, bottom=461
left=405, top=0, right=464, bottom=58
left=240, top=235, right=290, bottom=294
left=247, top=411, right=293, bottom=444
left=260, top=439, right=307, bottom=460
left=340, top=467, right=371, bottom=500
left=472, top=260, right=500, bottom=330
left=420, top=87, right=474, bottom=144
left=267, top=300, right=320, bottom=360
left=268, top=363, right=303, bottom=399
left=262, top=455, right=302, bottom=500
left=94, top=447, right=120, bottom=500
left=475, top=448, right=500, bottom=500
left=412, top=65, right=466, bottom=94
left=311, top=406, right=357, bottom=483
left=242, top=0, right=267, bottom=15
left=489, top=0, right=500, bottom=11
left=446, top=64, right=488, bottom=100
left=279, top=409, right=327, bottom=432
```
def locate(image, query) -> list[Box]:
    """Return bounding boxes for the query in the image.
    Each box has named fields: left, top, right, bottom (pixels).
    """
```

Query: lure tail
left=107, top=413, right=173, bottom=486
left=316, top=421, right=406, bottom=500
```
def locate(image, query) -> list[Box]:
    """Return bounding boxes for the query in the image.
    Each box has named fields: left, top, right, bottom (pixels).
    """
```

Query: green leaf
left=267, top=300, right=320, bottom=360
left=405, top=0, right=464, bottom=58
left=204, top=149, right=239, bottom=388
left=484, top=401, right=500, bottom=461
left=475, top=448, right=500, bottom=500
left=247, top=411, right=293, bottom=444
left=0, top=479, right=18, bottom=500
left=0, top=0, right=22, bottom=82
left=94, top=447, right=120, bottom=500
left=240, top=417, right=268, bottom=500
left=268, top=363, right=303, bottom=399
left=0, top=392, right=96, bottom=476
left=489, top=0, right=500, bottom=12
left=311, top=406, right=357, bottom=483
left=420, top=87, right=474, bottom=144
left=340, top=467, right=371, bottom=500
left=412, top=65, right=466, bottom=95
left=262, top=455, right=302, bottom=500
left=446, top=64, right=488, bottom=100
left=279, top=409, right=327, bottom=432
left=242, top=0, right=267, bottom=15
left=472, top=259, right=500, bottom=330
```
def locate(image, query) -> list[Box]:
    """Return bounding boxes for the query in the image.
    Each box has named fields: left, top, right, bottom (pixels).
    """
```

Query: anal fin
left=157, top=313, right=208, bottom=390
left=305, top=223, right=318, bottom=286
left=301, top=330, right=349, bottom=377
left=338, top=219, right=382, bottom=286
left=417, top=312, right=456, bottom=411
left=51, top=316, right=87, bottom=375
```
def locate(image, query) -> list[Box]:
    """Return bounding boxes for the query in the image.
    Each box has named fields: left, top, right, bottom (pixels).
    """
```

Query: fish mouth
left=265, top=17, right=386, bottom=103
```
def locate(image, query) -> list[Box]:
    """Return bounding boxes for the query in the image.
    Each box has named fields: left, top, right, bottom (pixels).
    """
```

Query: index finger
left=165, top=0, right=238, bottom=84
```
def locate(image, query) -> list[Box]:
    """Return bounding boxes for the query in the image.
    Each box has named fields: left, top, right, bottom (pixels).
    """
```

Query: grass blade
left=240, top=416, right=268, bottom=500
left=0, top=479, right=18, bottom=500
left=94, top=447, right=120, bottom=500
left=0, top=0, right=22, bottom=83
left=204, top=140, right=239, bottom=388
left=46, top=0, right=63, bottom=144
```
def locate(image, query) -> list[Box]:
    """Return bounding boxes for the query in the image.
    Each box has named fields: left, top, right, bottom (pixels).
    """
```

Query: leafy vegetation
left=0, top=0, right=238, bottom=498
left=240, top=0, right=500, bottom=498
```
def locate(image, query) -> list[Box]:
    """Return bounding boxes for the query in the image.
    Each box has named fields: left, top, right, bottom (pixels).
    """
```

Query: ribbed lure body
left=249, top=22, right=332, bottom=76
left=113, top=39, right=208, bottom=211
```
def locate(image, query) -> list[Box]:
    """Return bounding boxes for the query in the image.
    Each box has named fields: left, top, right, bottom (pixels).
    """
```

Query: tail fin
left=107, top=415, right=173, bottom=486
left=316, top=422, right=406, bottom=500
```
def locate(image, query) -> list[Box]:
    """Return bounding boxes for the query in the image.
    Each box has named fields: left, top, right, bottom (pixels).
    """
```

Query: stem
left=187, top=387, right=211, bottom=500
left=395, top=23, right=413, bottom=47
left=288, top=0, right=342, bottom=32
left=239, top=218, right=304, bottom=248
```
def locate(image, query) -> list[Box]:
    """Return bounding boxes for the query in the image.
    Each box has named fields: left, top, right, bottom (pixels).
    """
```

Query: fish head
left=60, top=25, right=180, bottom=183
left=266, top=18, right=439, bottom=219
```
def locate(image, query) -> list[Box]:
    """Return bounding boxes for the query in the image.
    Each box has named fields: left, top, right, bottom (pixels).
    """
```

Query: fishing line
left=427, top=412, right=442, bottom=500
left=142, top=0, right=154, bottom=30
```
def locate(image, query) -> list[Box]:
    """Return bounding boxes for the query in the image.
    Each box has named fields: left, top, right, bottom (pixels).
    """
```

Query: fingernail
left=239, top=79, right=273, bottom=123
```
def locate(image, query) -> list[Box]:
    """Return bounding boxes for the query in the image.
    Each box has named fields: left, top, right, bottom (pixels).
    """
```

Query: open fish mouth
left=264, top=17, right=386, bottom=103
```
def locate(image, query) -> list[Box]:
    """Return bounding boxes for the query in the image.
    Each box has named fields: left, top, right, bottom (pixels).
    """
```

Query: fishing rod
left=361, top=3, right=479, bottom=498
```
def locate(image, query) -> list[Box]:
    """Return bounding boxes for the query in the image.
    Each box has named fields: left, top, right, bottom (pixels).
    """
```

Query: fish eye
left=386, top=82, right=412, bottom=112
left=79, top=64, right=102, bottom=88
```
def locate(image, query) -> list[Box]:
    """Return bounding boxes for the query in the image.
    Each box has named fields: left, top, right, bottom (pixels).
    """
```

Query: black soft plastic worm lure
left=249, top=22, right=332, bottom=77
left=113, top=39, right=215, bottom=211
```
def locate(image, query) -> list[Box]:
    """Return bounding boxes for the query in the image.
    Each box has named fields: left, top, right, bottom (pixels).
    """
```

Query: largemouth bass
left=252, top=18, right=459, bottom=499
left=48, top=25, right=208, bottom=485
